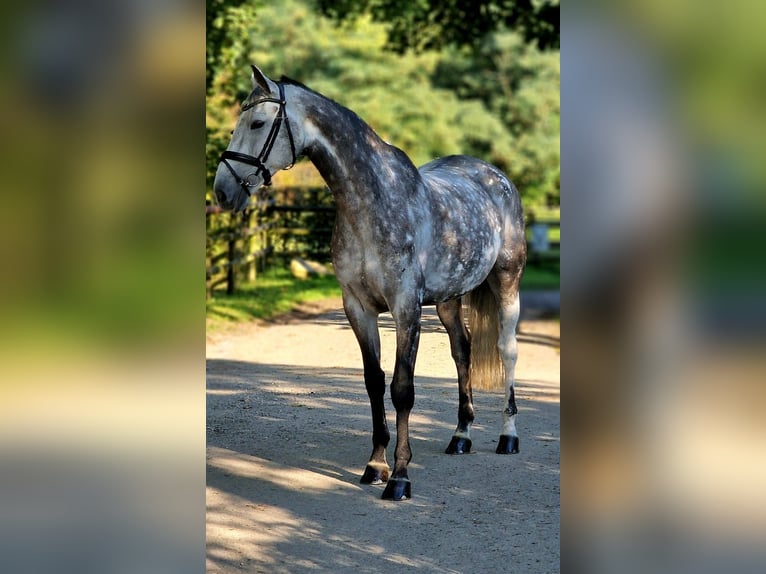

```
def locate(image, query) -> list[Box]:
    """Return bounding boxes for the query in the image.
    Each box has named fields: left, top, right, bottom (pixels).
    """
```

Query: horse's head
left=213, top=66, right=299, bottom=211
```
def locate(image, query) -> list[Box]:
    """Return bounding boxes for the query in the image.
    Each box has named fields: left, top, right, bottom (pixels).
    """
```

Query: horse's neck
left=299, top=91, right=418, bottom=216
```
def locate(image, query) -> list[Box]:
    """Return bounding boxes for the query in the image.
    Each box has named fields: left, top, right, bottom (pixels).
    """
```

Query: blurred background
left=0, top=0, right=204, bottom=572
left=563, top=1, right=766, bottom=573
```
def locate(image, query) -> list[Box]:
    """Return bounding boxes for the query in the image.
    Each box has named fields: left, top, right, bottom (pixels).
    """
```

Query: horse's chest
left=332, top=216, right=419, bottom=303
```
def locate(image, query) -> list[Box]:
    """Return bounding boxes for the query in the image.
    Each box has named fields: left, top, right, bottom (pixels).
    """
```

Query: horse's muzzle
left=214, top=188, right=228, bottom=206
left=213, top=186, right=247, bottom=212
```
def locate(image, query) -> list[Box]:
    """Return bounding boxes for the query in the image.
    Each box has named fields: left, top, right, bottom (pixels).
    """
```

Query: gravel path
left=206, top=296, right=560, bottom=573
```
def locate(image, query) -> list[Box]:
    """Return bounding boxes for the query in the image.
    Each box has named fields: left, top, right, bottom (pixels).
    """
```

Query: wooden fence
left=206, top=187, right=335, bottom=298
left=206, top=186, right=559, bottom=298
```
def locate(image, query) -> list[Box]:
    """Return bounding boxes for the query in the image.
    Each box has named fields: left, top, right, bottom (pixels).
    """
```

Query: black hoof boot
left=360, top=464, right=389, bottom=485
left=496, top=435, right=520, bottom=454
left=381, top=478, right=411, bottom=500
left=445, top=436, right=472, bottom=454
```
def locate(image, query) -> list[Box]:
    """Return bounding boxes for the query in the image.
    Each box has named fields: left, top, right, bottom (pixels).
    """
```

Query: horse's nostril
left=214, top=188, right=227, bottom=205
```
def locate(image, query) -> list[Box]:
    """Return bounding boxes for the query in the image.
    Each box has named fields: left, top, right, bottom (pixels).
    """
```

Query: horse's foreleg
left=437, top=298, right=475, bottom=454
left=342, top=294, right=390, bottom=484
left=381, top=300, right=422, bottom=501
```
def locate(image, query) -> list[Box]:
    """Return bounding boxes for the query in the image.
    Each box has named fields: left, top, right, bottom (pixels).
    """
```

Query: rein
left=219, top=81, right=296, bottom=194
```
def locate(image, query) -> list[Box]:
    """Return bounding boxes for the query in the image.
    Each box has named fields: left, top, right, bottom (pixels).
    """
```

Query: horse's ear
left=251, top=65, right=274, bottom=95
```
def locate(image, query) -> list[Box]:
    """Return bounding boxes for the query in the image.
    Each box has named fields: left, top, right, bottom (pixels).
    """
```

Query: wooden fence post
left=206, top=258, right=212, bottom=299
left=226, top=234, right=236, bottom=295
left=247, top=209, right=257, bottom=282
left=205, top=206, right=213, bottom=300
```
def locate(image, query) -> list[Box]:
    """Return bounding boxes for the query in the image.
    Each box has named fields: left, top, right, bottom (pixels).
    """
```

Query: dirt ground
left=206, top=295, right=560, bottom=573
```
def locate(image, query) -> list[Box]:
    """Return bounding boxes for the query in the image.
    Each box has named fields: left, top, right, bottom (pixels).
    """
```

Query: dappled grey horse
left=213, top=66, right=526, bottom=500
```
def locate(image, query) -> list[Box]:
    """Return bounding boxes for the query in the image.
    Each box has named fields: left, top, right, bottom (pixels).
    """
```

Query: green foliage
left=206, top=0, right=560, bottom=212
left=208, top=0, right=248, bottom=92
left=433, top=33, right=560, bottom=208
left=316, top=0, right=560, bottom=52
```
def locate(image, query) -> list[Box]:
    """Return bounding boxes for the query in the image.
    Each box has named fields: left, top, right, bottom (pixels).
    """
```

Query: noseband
left=219, top=82, right=296, bottom=194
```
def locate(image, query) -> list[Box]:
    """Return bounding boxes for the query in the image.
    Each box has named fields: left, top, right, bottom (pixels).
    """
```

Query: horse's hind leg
left=342, top=293, right=390, bottom=484
left=437, top=298, right=475, bottom=454
left=488, top=265, right=524, bottom=454
left=496, top=292, right=521, bottom=453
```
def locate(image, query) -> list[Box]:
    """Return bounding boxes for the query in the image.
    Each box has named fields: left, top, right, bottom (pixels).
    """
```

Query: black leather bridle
left=219, top=81, right=296, bottom=194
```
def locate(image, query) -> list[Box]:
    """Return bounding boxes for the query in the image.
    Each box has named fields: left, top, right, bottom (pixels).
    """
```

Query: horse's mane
left=279, top=75, right=309, bottom=90
left=280, top=76, right=335, bottom=104
left=280, top=75, right=373, bottom=136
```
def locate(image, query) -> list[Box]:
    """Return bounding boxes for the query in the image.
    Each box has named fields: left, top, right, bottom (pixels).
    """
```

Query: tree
left=433, top=33, right=560, bottom=207
left=316, top=0, right=559, bottom=52
left=207, top=0, right=262, bottom=92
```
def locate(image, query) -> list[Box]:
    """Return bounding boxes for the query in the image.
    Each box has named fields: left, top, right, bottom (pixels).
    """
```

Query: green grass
left=207, top=259, right=559, bottom=327
left=520, top=260, right=560, bottom=290
left=206, top=267, right=342, bottom=327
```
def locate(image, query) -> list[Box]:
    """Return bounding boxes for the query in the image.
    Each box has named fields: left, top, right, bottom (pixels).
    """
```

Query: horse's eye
left=250, top=119, right=266, bottom=130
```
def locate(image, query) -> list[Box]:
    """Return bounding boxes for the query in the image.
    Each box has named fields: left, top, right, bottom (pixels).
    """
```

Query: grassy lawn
left=207, top=260, right=559, bottom=326
left=206, top=267, right=342, bottom=328
left=520, top=259, right=560, bottom=290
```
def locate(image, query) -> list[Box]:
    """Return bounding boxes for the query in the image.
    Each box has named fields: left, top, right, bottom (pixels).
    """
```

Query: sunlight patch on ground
left=206, top=389, right=243, bottom=396
left=208, top=446, right=362, bottom=494
left=207, top=485, right=313, bottom=572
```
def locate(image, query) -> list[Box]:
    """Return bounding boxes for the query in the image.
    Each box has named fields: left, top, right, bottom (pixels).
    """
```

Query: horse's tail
left=466, top=280, right=505, bottom=391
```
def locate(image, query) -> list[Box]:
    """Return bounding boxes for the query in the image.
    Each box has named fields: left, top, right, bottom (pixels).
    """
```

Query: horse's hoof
left=445, top=436, right=472, bottom=454
left=381, top=478, right=411, bottom=500
left=360, top=464, right=389, bottom=485
left=496, top=435, right=520, bottom=454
